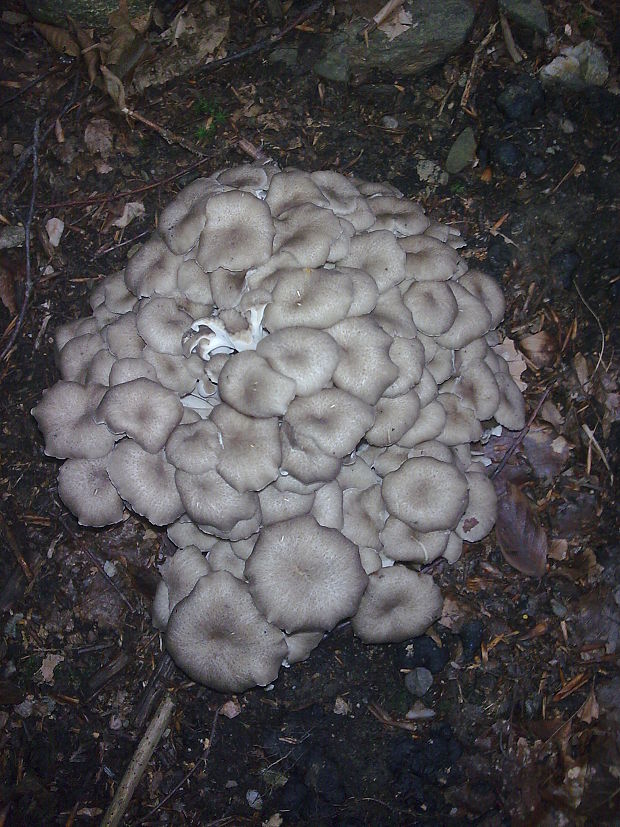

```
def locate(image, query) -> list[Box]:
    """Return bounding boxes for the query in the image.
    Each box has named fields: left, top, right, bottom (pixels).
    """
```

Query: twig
left=492, top=385, right=553, bottom=479
left=133, top=709, right=219, bottom=825
left=101, top=693, right=176, bottom=827
left=132, top=651, right=177, bottom=729
left=0, top=119, right=40, bottom=362
left=194, top=0, right=327, bottom=76
left=461, top=21, right=498, bottom=111
left=360, top=0, right=405, bottom=36
left=0, top=64, right=66, bottom=108
left=124, top=107, right=208, bottom=158
left=573, top=279, right=605, bottom=378
left=236, top=136, right=273, bottom=164
left=499, top=12, right=523, bottom=63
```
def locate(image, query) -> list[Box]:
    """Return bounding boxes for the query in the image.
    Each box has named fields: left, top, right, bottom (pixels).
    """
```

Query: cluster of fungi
left=33, top=164, right=525, bottom=692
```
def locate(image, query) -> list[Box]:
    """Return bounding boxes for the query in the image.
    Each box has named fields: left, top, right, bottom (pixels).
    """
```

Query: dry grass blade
left=494, top=480, right=548, bottom=577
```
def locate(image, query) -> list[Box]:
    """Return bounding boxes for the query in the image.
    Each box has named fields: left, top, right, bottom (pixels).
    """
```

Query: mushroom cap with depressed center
left=58, top=456, right=124, bottom=526
left=107, top=439, right=184, bottom=525
left=165, top=571, right=288, bottom=692
left=352, top=566, right=443, bottom=643
left=196, top=190, right=275, bottom=273
left=341, top=230, right=406, bottom=293
left=365, top=389, right=421, bottom=447
left=218, top=350, right=296, bottom=418
left=274, top=203, right=346, bottom=268
left=124, top=234, right=181, bottom=297
left=136, top=297, right=192, bottom=356
left=383, top=456, right=468, bottom=532
left=284, top=388, right=375, bottom=458
left=142, top=348, right=199, bottom=395
left=158, top=177, right=226, bottom=254
left=210, top=404, right=281, bottom=493
left=279, top=421, right=342, bottom=484
left=456, top=469, right=497, bottom=542
left=256, top=326, right=341, bottom=397
left=175, top=469, right=260, bottom=534
left=165, top=419, right=221, bottom=474
left=444, top=359, right=500, bottom=421
left=258, top=483, right=315, bottom=526
left=383, top=337, right=425, bottom=398
left=402, top=241, right=462, bottom=282
left=399, top=400, right=447, bottom=447
left=266, top=169, right=329, bottom=216
left=459, top=269, right=505, bottom=329
left=436, top=392, right=483, bottom=445
left=404, top=281, right=458, bottom=336
left=263, top=267, right=354, bottom=331
left=494, top=373, right=527, bottom=430
left=435, top=282, right=492, bottom=350
left=328, top=316, right=398, bottom=405
left=245, top=515, right=368, bottom=634
left=95, top=378, right=183, bottom=453
left=380, top=516, right=449, bottom=564
left=32, top=381, right=115, bottom=459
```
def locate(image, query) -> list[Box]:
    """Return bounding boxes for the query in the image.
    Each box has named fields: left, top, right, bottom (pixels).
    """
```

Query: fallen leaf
left=35, top=653, right=64, bottom=684
left=219, top=698, right=241, bottom=719
left=492, top=337, right=527, bottom=390
left=45, top=217, right=64, bottom=247
left=573, top=352, right=590, bottom=390
left=33, top=22, right=80, bottom=56
left=111, top=201, right=145, bottom=228
left=0, top=259, right=18, bottom=314
left=494, top=480, right=548, bottom=577
left=548, top=538, right=568, bottom=561
left=540, top=400, right=565, bottom=429
left=519, top=330, right=556, bottom=368
left=522, top=424, right=571, bottom=481
left=84, top=118, right=114, bottom=158
left=100, top=66, right=127, bottom=112
left=578, top=686, right=599, bottom=723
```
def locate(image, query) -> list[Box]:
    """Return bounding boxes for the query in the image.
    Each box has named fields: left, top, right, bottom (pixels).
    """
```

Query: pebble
left=496, top=76, right=544, bottom=122
left=381, top=115, right=399, bottom=130
left=405, top=666, right=434, bottom=697
left=246, top=789, right=262, bottom=809
left=459, top=619, right=484, bottom=661
left=445, top=127, right=477, bottom=174
left=401, top=635, right=449, bottom=674
left=492, top=140, right=524, bottom=175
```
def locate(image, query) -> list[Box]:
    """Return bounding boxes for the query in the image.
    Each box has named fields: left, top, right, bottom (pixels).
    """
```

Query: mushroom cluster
left=33, top=164, right=525, bottom=692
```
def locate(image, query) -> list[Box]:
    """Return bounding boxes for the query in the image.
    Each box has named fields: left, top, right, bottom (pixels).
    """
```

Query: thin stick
left=573, top=279, right=605, bottom=378
left=499, top=12, right=523, bottom=63
left=492, top=385, right=552, bottom=479
left=461, top=21, right=498, bottom=110
left=101, top=693, right=176, bottom=827
left=124, top=108, right=208, bottom=158
left=360, top=0, right=405, bottom=36
left=0, top=119, right=40, bottom=362
left=134, top=709, right=219, bottom=824
left=194, top=0, right=326, bottom=76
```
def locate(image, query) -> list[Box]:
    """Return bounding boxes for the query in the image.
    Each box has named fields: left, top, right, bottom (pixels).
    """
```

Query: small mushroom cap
left=158, top=177, right=225, bottom=254
left=258, top=483, right=315, bottom=526
left=444, top=359, right=500, bottom=421
left=207, top=541, right=246, bottom=580
left=218, top=350, right=296, bottom=418
left=383, top=456, right=469, bottom=532
left=246, top=515, right=368, bottom=634
left=311, top=479, right=343, bottom=529
left=404, top=281, right=458, bottom=336
left=210, top=404, right=281, bottom=492
left=284, top=388, right=375, bottom=458
left=175, top=469, right=260, bottom=534
left=367, top=195, right=430, bottom=236
left=85, top=348, right=116, bottom=386
left=437, top=392, right=483, bottom=446
left=196, top=190, right=275, bottom=273
left=165, top=419, right=221, bottom=474
left=443, top=531, right=463, bottom=564
left=266, top=169, right=329, bottom=216
left=284, top=631, right=325, bottom=665
left=435, top=282, right=492, bottom=350
left=107, top=439, right=184, bottom=526
left=109, top=357, right=157, bottom=386
left=165, top=572, right=288, bottom=692
left=383, top=337, right=425, bottom=398
left=342, top=485, right=385, bottom=550
left=341, top=229, right=406, bottom=292
left=328, top=316, right=398, bottom=405
left=371, top=286, right=418, bottom=340
left=104, top=312, right=145, bottom=359
left=95, top=378, right=183, bottom=453
left=263, top=267, right=353, bottom=331
left=167, top=516, right=218, bottom=551
left=456, top=469, right=497, bottom=542
left=352, top=566, right=443, bottom=644
left=399, top=400, right=447, bottom=447
left=380, top=516, right=449, bottom=564
left=274, top=203, right=346, bottom=268
left=459, top=269, right=505, bottom=329
left=158, top=546, right=211, bottom=626
left=365, top=389, right=421, bottom=447
left=58, top=457, right=124, bottom=526
left=32, top=381, right=114, bottom=459
left=124, top=234, right=181, bottom=297
left=57, top=332, right=107, bottom=382
left=136, top=297, right=192, bottom=355
left=256, top=326, right=342, bottom=397
left=494, top=373, right=527, bottom=430
left=279, top=421, right=342, bottom=484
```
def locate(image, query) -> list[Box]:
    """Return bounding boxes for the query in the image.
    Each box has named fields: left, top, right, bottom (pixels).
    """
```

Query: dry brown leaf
left=69, top=19, right=99, bottom=85
left=578, top=686, right=599, bottom=723
left=0, top=259, right=18, bottom=315
left=84, top=117, right=114, bottom=158
left=100, top=66, right=127, bottom=112
left=492, top=337, right=527, bottom=390
left=523, top=424, right=572, bottom=481
left=33, top=22, right=80, bottom=56
left=494, top=480, right=548, bottom=577
left=519, top=330, right=556, bottom=368
left=110, top=201, right=145, bottom=229
left=548, top=538, right=568, bottom=561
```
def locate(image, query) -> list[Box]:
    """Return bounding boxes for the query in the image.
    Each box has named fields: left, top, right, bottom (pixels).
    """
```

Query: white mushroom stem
left=188, top=305, right=267, bottom=362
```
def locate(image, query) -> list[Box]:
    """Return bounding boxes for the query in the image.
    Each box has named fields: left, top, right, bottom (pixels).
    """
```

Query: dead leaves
left=33, top=22, right=81, bottom=56
left=519, top=329, right=557, bottom=368
left=494, top=479, right=548, bottom=577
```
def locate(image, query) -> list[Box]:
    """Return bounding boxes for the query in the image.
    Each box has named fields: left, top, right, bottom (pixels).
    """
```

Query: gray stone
left=0, top=225, right=25, bottom=250
left=499, top=0, right=549, bottom=35
left=540, top=41, right=609, bottom=89
left=269, top=46, right=299, bottom=68
left=314, top=0, right=474, bottom=84
left=405, top=666, right=434, bottom=697
left=445, top=127, right=477, bottom=173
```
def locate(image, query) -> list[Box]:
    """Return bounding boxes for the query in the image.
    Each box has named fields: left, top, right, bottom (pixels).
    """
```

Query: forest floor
left=0, top=1, right=618, bottom=825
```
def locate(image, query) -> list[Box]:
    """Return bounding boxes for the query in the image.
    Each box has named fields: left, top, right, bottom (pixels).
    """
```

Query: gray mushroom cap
left=218, top=350, right=296, bottom=418
left=256, top=326, right=342, bottom=397
left=245, top=515, right=368, bottom=634
left=383, top=456, right=469, bottom=532
left=57, top=456, right=124, bottom=526
left=210, top=404, right=281, bottom=492
left=351, top=566, right=443, bottom=644
left=165, top=571, right=288, bottom=692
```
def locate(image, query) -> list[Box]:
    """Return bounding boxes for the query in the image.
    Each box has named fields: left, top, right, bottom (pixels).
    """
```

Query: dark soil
left=0, top=1, right=618, bottom=825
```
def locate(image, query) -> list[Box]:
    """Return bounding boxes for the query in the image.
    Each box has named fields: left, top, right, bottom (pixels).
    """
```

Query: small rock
left=499, top=0, right=549, bottom=34
left=401, top=635, right=449, bottom=674
left=559, top=117, right=575, bottom=134
left=381, top=115, right=399, bottom=129
left=268, top=45, right=298, bottom=68
left=0, top=225, right=25, bottom=250
left=445, top=127, right=477, bottom=174
left=492, top=140, right=524, bottom=175
left=541, top=41, right=609, bottom=90
left=246, top=789, right=262, bottom=809
left=496, top=76, right=544, bottom=121
left=459, top=618, right=484, bottom=661
left=405, top=666, right=434, bottom=697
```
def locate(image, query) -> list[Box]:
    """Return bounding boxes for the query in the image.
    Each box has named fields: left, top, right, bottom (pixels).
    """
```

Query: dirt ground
left=0, top=1, right=619, bottom=825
